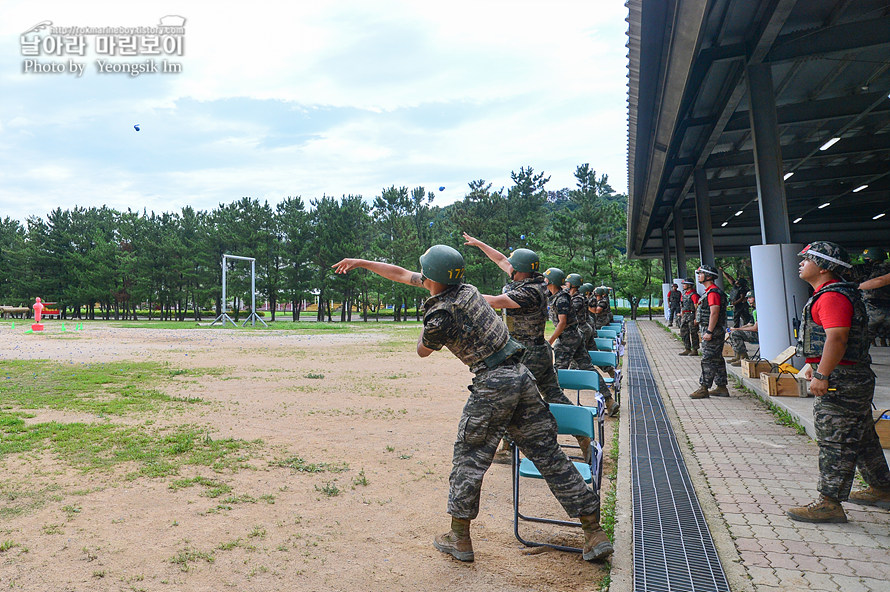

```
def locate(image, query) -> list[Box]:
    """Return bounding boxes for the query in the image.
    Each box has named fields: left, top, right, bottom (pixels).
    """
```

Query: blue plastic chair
left=512, top=403, right=603, bottom=553
left=594, top=337, right=616, bottom=352
left=612, top=315, right=624, bottom=323
left=588, top=351, right=622, bottom=405
left=597, top=329, right=618, bottom=340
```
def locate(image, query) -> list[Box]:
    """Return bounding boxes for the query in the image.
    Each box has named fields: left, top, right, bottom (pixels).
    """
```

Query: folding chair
left=512, top=403, right=603, bottom=553
left=594, top=337, right=616, bottom=352
left=596, top=329, right=624, bottom=356
left=588, top=350, right=621, bottom=405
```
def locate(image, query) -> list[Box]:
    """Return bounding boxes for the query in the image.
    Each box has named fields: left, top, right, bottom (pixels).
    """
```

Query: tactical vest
left=681, top=290, right=697, bottom=313
left=549, top=290, right=577, bottom=327
left=505, top=276, right=548, bottom=344
left=571, top=292, right=589, bottom=324
left=696, top=284, right=727, bottom=330
left=796, top=281, right=871, bottom=364
left=594, top=298, right=611, bottom=327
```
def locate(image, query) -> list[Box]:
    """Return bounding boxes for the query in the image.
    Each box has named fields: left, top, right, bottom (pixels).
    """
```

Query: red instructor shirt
left=806, top=280, right=854, bottom=365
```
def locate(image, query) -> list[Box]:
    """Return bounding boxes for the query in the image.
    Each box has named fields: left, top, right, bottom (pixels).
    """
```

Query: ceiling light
left=793, top=217, right=803, bottom=224
left=853, top=184, right=868, bottom=193
left=783, top=172, right=794, bottom=180
left=735, top=210, right=743, bottom=216
left=819, top=137, right=840, bottom=151
left=818, top=202, right=830, bottom=209
left=874, top=213, right=886, bottom=220
left=721, top=221, right=728, bottom=227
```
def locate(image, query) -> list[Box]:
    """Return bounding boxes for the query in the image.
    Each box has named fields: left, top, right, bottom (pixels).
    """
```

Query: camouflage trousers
left=448, top=363, right=600, bottom=520
left=581, top=322, right=597, bottom=352
left=554, top=327, right=595, bottom=371
left=679, top=312, right=699, bottom=351
left=728, top=329, right=758, bottom=355
left=667, top=306, right=679, bottom=326
left=812, top=364, right=890, bottom=501
left=699, top=329, right=727, bottom=388
left=865, top=300, right=890, bottom=339
left=519, top=340, right=572, bottom=406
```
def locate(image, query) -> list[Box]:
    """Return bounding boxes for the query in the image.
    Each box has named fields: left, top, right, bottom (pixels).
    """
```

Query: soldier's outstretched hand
left=462, top=232, right=481, bottom=247
left=332, top=258, right=362, bottom=274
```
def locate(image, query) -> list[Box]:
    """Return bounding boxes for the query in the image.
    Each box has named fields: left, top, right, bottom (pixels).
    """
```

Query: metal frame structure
left=210, top=254, right=268, bottom=328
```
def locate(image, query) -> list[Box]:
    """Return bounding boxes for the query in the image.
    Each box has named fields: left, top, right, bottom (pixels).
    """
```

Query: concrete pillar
left=693, top=168, right=715, bottom=266
left=747, top=63, right=791, bottom=244
left=750, top=244, right=810, bottom=364
left=673, top=209, right=688, bottom=279
left=662, top=230, right=673, bottom=283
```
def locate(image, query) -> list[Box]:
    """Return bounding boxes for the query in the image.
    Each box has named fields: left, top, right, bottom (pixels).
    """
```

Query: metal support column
left=673, top=208, right=688, bottom=279
left=693, top=169, right=715, bottom=266
left=747, top=63, right=791, bottom=244
left=662, top=229, right=673, bottom=283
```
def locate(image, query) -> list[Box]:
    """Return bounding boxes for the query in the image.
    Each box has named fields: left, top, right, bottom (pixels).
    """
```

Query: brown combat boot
left=576, top=436, right=592, bottom=464
left=848, top=485, right=890, bottom=509
left=730, top=353, right=749, bottom=367
left=709, top=385, right=730, bottom=397
left=727, top=354, right=741, bottom=364
left=434, top=517, right=474, bottom=562
left=606, top=397, right=620, bottom=417
left=678, top=349, right=692, bottom=356
left=491, top=440, right=512, bottom=465
left=579, top=514, right=613, bottom=561
left=786, top=495, right=848, bottom=523
left=692, top=349, right=699, bottom=356
left=689, top=385, right=710, bottom=399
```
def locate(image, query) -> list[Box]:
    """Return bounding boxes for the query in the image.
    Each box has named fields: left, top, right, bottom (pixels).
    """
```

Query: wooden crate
left=740, top=359, right=772, bottom=379
left=722, top=342, right=734, bottom=357
left=874, top=410, right=890, bottom=449
left=760, top=372, right=809, bottom=398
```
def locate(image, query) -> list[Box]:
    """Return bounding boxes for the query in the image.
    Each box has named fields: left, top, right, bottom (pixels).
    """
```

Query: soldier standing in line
left=332, top=245, right=614, bottom=562
left=545, top=268, right=597, bottom=372
left=461, top=234, right=592, bottom=464
left=786, top=241, right=890, bottom=522
left=677, top=278, right=700, bottom=356
left=727, top=291, right=758, bottom=366
left=689, top=265, right=729, bottom=399
left=667, top=283, right=682, bottom=327
left=567, top=274, right=596, bottom=356
left=720, top=268, right=753, bottom=327
left=579, top=283, right=598, bottom=350
left=858, top=247, right=890, bottom=347
left=592, top=286, right=612, bottom=329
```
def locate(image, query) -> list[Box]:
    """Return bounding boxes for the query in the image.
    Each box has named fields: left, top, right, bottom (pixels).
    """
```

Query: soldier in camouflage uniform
left=786, top=241, right=890, bottom=522
left=567, top=274, right=597, bottom=355
left=592, top=286, right=612, bottom=329
left=858, top=247, right=890, bottom=346
left=727, top=291, right=758, bottom=365
left=678, top=278, right=700, bottom=356
left=579, top=283, right=598, bottom=351
left=461, top=234, right=593, bottom=463
left=689, top=265, right=729, bottom=399
left=332, top=245, right=614, bottom=563
left=545, top=268, right=596, bottom=371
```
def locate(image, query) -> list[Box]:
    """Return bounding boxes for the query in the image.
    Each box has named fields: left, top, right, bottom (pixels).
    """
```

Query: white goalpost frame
left=210, top=254, right=268, bottom=327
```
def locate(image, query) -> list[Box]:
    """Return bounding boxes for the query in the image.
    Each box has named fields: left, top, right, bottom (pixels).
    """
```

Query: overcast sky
left=0, top=0, right=629, bottom=223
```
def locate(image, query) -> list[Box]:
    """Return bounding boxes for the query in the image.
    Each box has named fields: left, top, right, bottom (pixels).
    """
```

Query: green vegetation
left=272, top=455, right=349, bottom=474
left=170, top=547, right=215, bottom=571
left=730, top=376, right=807, bottom=435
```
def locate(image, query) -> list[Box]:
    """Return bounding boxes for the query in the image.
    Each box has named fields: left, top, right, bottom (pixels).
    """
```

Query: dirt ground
left=0, top=323, right=614, bottom=592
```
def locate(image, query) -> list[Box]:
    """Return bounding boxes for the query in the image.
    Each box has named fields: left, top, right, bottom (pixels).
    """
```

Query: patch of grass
left=600, top=419, right=620, bottom=541
left=0, top=540, right=19, bottom=553
left=216, top=539, right=242, bottom=551
left=304, top=372, right=325, bottom=379
left=272, top=455, right=348, bottom=474
left=0, top=360, right=213, bottom=416
left=41, top=523, right=63, bottom=535
left=168, top=476, right=232, bottom=498
left=730, top=376, right=807, bottom=435
left=248, top=525, right=266, bottom=538
left=0, top=483, right=63, bottom=519
left=352, top=469, right=369, bottom=487
left=315, top=482, right=340, bottom=497
left=170, top=547, right=214, bottom=572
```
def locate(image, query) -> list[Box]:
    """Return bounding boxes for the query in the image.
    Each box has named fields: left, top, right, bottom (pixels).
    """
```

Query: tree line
left=0, top=164, right=666, bottom=321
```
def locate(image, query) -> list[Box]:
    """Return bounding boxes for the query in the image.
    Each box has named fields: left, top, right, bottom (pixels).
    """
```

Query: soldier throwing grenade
left=332, top=245, right=614, bottom=563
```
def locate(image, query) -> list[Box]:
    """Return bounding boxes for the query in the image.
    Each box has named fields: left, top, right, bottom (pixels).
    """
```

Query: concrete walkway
left=617, top=320, right=890, bottom=592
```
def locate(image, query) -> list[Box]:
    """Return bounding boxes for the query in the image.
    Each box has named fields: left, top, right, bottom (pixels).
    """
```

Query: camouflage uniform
left=504, top=276, right=572, bottom=406
left=697, top=284, right=728, bottom=388
left=593, top=297, right=612, bottom=329
left=728, top=329, right=758, bottom=356
left=667, top=288, right=681, bottom=326
left=859, top=261, right=890, bottom=340
left=422, top=283, right=600, bottom=520
left=679, top=288, right=700, bottom=352
left=797, top=282, right=890, bottom=501
left=550, top=289, right=595, bottom=371
left=572, top=291, right=597, bottom=352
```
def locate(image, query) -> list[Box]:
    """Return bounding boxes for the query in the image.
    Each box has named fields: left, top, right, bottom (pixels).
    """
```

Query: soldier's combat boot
left=727, top=353, right=741, bottom=364
left=786, top=495, right=848, bottom=523
left=606, top=397, right=620, bottom=417
left=689, top=385, right=710, bottom=399
left=709, top=385, right=730, bottom=397
left=678, top=349, right=692, bottom=356
left=692, top=349, right=699, bottom=356
left=730, top=353, right=748, bottom=367
left=579, top=514, right=613, bottom=561
left=576, top=436, right=592, bottom=464
left=491, top=439, right=511, bottom=465
left=434, top=517, right=474, bottom=562
left=848, top=485, right=890, bottom=509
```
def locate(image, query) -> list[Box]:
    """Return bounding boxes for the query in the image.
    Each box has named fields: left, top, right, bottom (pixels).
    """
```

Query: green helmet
left=746, top=291, right=755, bottom=299
left=579, top=283, right=593, bottom=295
left=594, top=286, right=607, bottom=296
left=419, top=245, right=465, bottom=285
left=862, top=247, right=887, bottom=262
left=681, top=278, right=695, bottom=286
left=507, top=248, right=540, bottom=273
left=798, top=241, right=852, bottom=274
left=543, top=267, right=566, bottom=287
left=695, top=264, right=719, bottom=279
left=565, top=273, right=583, bottom=288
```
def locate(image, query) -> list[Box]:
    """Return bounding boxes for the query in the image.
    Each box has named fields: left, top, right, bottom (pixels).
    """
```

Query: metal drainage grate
left=625, top=322, right=730, bottom=592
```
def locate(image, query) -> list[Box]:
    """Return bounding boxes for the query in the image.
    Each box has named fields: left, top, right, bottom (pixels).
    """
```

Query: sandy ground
left=0, top=324, right=614, bottom=592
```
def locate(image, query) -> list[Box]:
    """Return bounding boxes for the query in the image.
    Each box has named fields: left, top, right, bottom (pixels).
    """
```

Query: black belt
left=482, top=337, right=525, bottom=369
